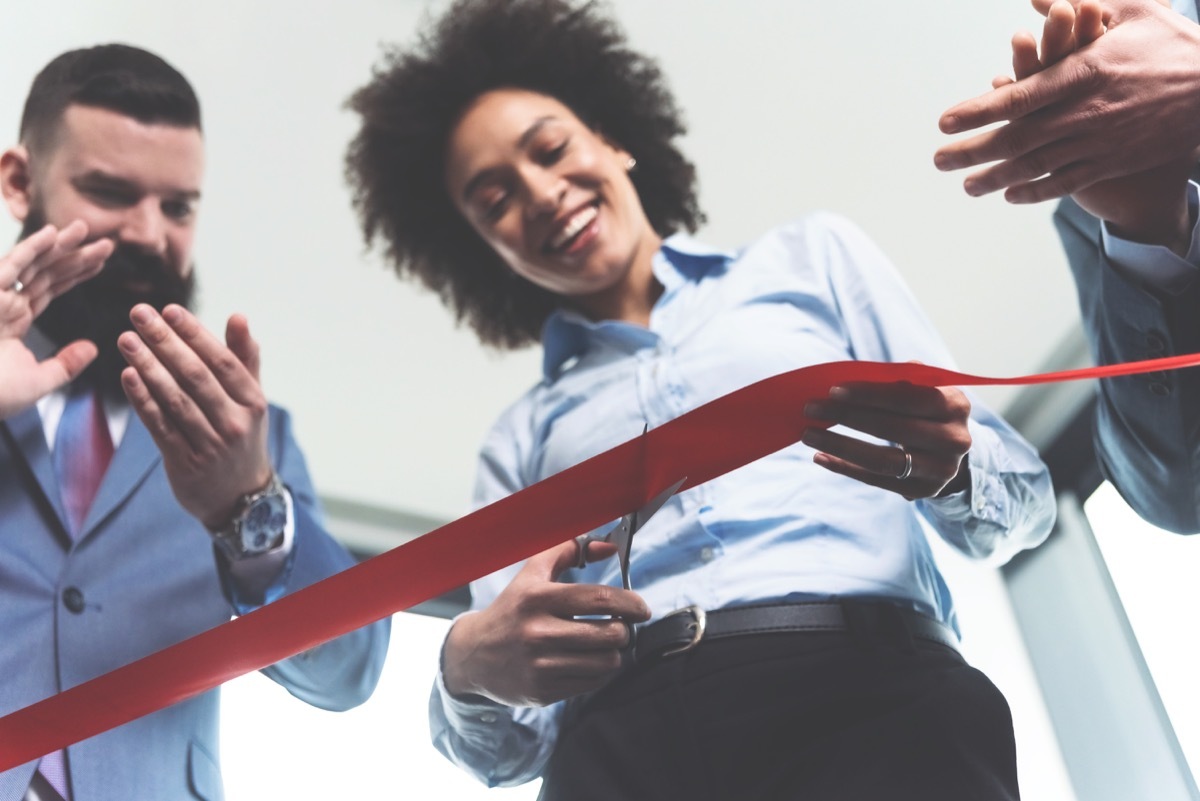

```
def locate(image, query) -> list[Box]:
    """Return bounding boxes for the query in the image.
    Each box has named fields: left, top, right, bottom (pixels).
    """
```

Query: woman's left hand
left=801, top=378, right=972, bottom=501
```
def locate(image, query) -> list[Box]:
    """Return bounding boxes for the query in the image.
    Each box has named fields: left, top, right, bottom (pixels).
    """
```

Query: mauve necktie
left=53, top=386, right=114, bottom=536
left=36, top=386, right=114, bottom=800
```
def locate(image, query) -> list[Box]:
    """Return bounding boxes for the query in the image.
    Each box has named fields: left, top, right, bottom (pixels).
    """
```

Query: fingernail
left=130, top=305, right=152, bottom=325
left=828, top=386, right=849, bottom=400
left=163, top=305, right=183, bottom=325
left=804, top=402, right=828, bottom=419
left=964, top=179, right=982, bottom=197
left=118, top=332, right=141, bottom=353
left=941, top=115, right=960, bottom=133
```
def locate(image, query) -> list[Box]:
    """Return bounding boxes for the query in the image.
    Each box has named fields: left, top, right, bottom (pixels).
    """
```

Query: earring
left=626, top=156, right=637, bottom=172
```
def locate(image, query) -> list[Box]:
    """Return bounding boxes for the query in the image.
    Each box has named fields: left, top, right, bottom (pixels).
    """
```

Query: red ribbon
left=2, top=352, right=1198, bottom=769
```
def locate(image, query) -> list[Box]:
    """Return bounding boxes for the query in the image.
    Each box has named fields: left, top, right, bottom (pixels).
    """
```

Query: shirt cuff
left=1101, top=181, right=1200, bottom=295
left=433, top=668, right=513, bottom=729
left=433, top=615, right=515, bottom=731
left=921, top=420, right=1008, bottom=528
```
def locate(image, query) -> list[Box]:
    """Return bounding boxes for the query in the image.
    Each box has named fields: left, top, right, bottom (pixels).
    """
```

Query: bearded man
left=0, top=44, right=389, bottom=801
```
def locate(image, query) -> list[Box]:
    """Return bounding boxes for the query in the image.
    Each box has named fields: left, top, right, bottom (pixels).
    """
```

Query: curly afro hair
left=345, top=0, right=704, bottom=350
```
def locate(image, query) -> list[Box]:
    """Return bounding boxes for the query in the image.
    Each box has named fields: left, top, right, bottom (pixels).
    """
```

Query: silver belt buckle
left=660, top=605, right=707, bottom=657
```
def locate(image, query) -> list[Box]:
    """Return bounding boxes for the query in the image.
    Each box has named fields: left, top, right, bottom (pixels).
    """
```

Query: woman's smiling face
left=444, top=88, right=661, bottom=320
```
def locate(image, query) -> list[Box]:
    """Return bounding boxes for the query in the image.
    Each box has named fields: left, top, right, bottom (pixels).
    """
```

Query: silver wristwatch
left=209, top=472, right=288, bottom=560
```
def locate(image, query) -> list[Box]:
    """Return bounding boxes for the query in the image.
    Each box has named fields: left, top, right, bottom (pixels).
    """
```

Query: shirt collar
left=540, top=233, right=733, bottom=378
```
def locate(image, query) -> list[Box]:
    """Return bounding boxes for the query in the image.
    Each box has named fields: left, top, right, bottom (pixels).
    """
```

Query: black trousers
left=537, top=612, right=1019, bottom=801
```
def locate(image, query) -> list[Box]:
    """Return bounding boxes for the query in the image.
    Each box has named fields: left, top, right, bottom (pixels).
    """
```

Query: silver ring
left=895, top=447, right=913, bottom=480
left=10, top=279, right=23, bottom=294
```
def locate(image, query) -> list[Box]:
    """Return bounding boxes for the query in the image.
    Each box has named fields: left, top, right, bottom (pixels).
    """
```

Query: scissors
left=574, top=474, right=688, bottom=591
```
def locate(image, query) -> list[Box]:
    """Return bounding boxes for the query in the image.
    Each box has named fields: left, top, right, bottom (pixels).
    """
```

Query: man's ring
left=10, top=279, right=23, bottom=294
left=895, top=447, right=913, bottom=480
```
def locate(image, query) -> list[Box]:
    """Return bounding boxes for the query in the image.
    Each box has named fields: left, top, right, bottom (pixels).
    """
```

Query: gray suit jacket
left=0, top=404, right=391, bottom=801
left=1056, top=197, right=1200, bottom=532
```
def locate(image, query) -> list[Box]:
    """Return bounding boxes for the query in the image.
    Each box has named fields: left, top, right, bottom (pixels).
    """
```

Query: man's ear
left=0, top=145, right=33, bottom=222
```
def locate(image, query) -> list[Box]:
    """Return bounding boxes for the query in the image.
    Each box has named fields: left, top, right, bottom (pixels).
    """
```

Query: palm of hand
left=0, top=287, right=33, bottom=340
left=0, top=338, right=51, bottom=419
left=0, top=288, right=47, bottom=419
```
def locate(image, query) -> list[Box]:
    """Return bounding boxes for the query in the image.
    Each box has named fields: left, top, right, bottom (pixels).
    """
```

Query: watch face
left=241, top=492, right=288, bottom=552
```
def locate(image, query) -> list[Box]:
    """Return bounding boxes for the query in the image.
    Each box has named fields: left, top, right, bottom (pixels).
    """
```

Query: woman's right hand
left=442, top=537, right=651, bottom=708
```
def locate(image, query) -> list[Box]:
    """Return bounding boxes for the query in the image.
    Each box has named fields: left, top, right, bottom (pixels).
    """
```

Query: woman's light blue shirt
left=431, top=212, right=1056, bottom=787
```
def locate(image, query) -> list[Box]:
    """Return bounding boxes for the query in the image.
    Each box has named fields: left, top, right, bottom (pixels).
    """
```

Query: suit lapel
left=2, top=405, right=71, bottom=534
left=77, top=413, right=162, bottom=543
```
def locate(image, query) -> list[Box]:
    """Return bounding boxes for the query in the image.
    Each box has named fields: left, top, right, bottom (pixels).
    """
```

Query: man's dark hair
left=345, top=0, right=703, bottom=350
left=20, top=43, right=201, bottom=154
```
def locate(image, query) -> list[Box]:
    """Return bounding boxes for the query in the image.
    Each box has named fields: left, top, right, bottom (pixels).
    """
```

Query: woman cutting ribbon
left=345, top=1, right=1055, bottom=797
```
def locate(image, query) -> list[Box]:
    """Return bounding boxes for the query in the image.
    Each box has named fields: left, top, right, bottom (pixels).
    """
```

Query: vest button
left=62, top=587, right=85, bottom=614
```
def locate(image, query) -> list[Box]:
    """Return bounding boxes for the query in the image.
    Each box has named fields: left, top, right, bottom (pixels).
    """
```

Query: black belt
left=633, top=600, right=959, bottom=662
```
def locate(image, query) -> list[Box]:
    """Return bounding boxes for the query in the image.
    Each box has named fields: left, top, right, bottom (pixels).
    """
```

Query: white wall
left=0, top=2, right=1083, bottom=798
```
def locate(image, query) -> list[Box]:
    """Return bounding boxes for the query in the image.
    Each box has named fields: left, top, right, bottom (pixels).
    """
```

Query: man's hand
left=118, top=304, right=273, bottom=528
left=802, top=378, right=973, bottom=501
left=442, top=538, right=651, bottom=708
left=935, top=0, right=1198, bottom=206
left=0, top=221, right=112, bottom=420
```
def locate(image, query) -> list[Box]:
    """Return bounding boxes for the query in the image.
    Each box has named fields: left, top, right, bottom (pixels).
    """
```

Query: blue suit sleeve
left=217, top=405, right=391, bottom=710
left=1056, top=197, right=1200, bottom=533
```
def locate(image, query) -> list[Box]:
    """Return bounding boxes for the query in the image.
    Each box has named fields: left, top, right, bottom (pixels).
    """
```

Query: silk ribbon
left=2, top=352, right=1198, bottom=769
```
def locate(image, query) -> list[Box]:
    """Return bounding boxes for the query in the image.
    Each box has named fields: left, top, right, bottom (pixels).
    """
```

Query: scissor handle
left=572, top=530, right=612, bottom=570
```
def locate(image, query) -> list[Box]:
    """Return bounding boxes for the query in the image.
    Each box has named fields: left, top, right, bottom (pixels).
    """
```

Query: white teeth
left=550, top=206, right=598, bottom=250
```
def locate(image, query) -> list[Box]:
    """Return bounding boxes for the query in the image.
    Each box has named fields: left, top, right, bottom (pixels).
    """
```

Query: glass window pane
left=1084, top=482, right=1200, bottom=780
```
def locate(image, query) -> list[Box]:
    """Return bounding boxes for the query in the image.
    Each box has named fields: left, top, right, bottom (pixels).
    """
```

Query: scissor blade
left=609, top=476, right=688, bottom=591
left=631, top=476, right=688, bottom=532
left=605, top=475, right=688, bottom=557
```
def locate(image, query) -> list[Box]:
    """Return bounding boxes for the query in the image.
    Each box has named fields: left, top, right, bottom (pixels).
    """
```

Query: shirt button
left=1149, top=381, right=1172, bottom=397
left=62, top=587, right=85, bottom=614
left=479, top=712, right=498, bottom=724
left=699, top=547, right=715, bottom=562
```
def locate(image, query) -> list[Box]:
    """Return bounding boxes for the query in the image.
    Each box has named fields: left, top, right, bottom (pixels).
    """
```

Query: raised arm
left=935, top=0, right=1199, bottom=210
left=0, top=221, right=111, bottom=419
left=117, top=303, right=389, bottom=707
left=939, top=1, right=1200, bottom=531
left=794, top=213, right=1056, bottom=562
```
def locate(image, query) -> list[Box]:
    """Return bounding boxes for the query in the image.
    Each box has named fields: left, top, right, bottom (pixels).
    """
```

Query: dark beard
left=22, top=210, right=198, bottom=402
